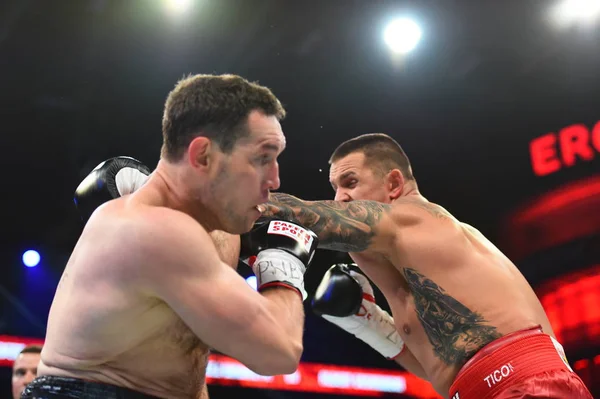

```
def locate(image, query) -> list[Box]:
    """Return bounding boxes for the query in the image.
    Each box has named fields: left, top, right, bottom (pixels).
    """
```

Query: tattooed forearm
left=403, top=268, right=502, bottom=366
left=262, top=193, right=391, bottom=252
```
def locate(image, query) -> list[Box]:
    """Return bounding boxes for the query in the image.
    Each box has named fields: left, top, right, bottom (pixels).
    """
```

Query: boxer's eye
left=255, top=154, right=273, bottom=165
left=344, top=179, right=357, bottom=188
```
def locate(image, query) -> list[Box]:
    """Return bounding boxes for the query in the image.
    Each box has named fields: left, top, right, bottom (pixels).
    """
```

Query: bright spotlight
left=165, top=0, right=193, bottom=14
left=246, top=276, right=257, bottom=291
left=550, top=0, right=600, bottom=26
left=22, top=250, right=40, bottom=268
left=384, top=18, right=422, bottom=54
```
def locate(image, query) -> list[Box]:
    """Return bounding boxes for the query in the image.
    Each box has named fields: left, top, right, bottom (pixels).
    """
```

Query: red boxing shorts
left=449, top=326, right=593, bottom=399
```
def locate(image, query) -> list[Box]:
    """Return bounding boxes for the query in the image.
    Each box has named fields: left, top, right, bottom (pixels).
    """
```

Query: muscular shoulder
left=131, top=206, right=211, bottom=258
left=388, top=198, right=472, bottom=255
left=392, top=197, right=455, bottom=221
left=100, top=204, right=216, bottom=285
left=376, top=198, right=461, bottom=248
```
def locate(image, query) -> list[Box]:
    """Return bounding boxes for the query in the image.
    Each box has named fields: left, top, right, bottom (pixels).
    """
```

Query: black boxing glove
left=312, top=263, right=363, bottom=317
left=241, top=220, right=319, bottom=300
left=239, top=220, right=270, bottom=263
left=312, top=264, right=405, bottom=359
left=74, top=156, right=151, bottom=223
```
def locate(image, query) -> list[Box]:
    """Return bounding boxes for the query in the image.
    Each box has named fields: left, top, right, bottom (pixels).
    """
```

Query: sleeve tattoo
left=262, top=193, right=391, bottom=252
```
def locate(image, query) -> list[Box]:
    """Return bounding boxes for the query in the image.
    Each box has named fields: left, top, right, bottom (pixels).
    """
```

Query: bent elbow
left=282, top=339, right=303, bottom=373
left=250, top=340, right=303, bottom=376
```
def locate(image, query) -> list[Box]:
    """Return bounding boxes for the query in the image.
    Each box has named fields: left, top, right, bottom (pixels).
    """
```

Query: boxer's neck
left=150, top=159, right=223, bottom=232
left=394, top=180, right=429, bottom=205
left=401, top=181, right=420, bottom=197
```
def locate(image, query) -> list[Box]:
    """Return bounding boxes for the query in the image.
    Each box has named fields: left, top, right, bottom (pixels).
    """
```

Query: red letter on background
left=530, top=133, right=560, bottom=176
left=592, top=121, right=600, bottom=153
left=559, top=124, right=594, bottom=167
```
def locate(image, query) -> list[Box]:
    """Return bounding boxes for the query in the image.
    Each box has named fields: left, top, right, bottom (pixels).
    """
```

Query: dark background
left=1, top=1, right=600, bottom=398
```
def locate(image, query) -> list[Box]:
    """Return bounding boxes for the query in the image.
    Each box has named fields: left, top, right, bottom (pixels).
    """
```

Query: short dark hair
left=329, top=133, right=414, bottom=180
left=17, top=345, right=42, bottom=357
left=161, top=74, right=286, bottom=161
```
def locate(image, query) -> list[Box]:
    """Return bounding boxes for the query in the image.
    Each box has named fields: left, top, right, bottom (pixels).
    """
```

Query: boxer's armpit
left=265, top=193, right=391, bottom=252
left=402, top=268, right=502, bottom=367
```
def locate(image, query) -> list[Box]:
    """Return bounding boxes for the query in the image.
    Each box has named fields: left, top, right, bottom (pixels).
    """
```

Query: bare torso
left=38, top=198, right=241, bottom=399
left=350, top=198, right=555, bottom=396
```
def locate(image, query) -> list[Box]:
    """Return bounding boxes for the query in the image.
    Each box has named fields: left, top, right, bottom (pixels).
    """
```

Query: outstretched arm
left=261, top=193, right=392, bottom=252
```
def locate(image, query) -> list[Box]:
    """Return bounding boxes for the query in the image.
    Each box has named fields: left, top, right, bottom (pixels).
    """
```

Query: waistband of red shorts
left=448, top=325, right=570, bottom=399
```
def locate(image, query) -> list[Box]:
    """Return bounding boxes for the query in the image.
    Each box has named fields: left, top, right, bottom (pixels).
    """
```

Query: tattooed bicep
left=343, top=200, right=392, bottom=226
left=302, top=200, right=392, bottom=252
left=265, top=194, right=393, bottom=252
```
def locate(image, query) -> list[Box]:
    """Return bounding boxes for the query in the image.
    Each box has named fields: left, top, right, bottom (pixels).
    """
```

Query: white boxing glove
left=321, top=270, right=405, bottom=359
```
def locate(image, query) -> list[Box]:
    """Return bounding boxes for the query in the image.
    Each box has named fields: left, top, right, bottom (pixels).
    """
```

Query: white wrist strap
left=323, top=301, right=404, bottom=359
left=252, top=249, right=307, bottom=300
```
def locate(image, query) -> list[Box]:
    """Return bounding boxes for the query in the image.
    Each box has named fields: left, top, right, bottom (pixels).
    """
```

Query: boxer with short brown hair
left=26, top=74, right=318, bottom=399
left=260, top=133, right=593, bottom=399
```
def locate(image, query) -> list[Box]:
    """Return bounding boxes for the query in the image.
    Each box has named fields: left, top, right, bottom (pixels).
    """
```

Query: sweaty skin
left=261, top=191, right=556, bottom=397
left=38, top=225, right=240, bottom=399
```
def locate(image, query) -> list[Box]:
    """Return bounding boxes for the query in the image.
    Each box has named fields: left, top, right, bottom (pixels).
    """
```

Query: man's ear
left=387, top=169, right=404, bottom=200
left=187, top=136, right=212, bottom=169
